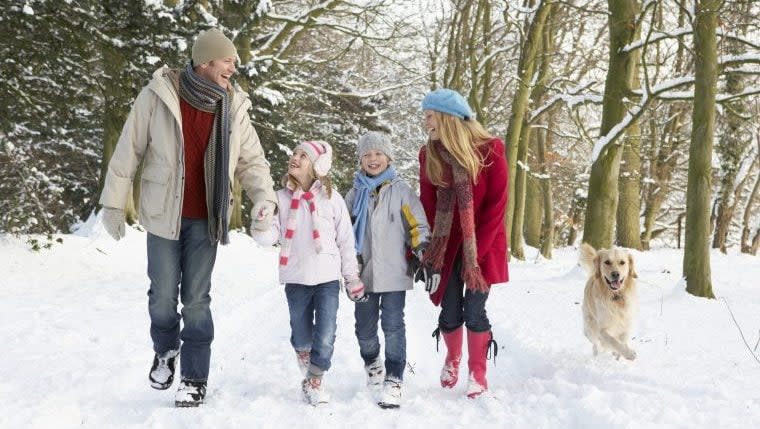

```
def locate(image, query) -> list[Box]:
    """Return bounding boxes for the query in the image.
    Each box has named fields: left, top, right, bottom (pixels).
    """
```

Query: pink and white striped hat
left=297, top=140, right=333, bottom=177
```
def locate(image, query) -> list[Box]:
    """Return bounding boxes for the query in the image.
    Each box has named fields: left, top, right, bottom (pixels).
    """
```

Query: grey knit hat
left=192, top=28, right=238, bottom=66
left=358, top=131, right=393, bottom=161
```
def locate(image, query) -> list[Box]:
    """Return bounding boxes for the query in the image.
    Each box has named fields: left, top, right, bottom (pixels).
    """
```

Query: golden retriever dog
left=579, top=243, right=638, bottom=361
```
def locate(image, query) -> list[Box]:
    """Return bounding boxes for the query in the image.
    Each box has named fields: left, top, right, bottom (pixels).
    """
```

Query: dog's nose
left=610, top=271, right=620, bottom=280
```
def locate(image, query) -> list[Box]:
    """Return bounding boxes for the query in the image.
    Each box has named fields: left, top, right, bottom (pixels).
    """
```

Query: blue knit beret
left=421, top=88, right=473, bottom=121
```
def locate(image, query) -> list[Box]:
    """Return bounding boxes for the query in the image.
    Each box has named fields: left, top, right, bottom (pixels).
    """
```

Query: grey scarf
left=178, top=63, right=231, bottom=244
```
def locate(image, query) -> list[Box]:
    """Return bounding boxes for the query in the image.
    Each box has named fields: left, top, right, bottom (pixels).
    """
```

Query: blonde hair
left=282, top=169, right=333, bottom=198
left=425, top=111, right=493, bottom=186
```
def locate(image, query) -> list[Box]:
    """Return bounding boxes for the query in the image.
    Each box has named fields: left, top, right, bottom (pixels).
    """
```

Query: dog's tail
left=578, top=243, right=596, bottom=276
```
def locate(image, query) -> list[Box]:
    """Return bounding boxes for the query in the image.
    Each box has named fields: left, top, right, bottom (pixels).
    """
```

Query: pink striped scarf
left=279, top=187, right=323, bottom=266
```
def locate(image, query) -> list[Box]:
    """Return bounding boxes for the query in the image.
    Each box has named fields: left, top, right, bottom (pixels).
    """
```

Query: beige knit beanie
left=192, top=28, right=238, bottom=66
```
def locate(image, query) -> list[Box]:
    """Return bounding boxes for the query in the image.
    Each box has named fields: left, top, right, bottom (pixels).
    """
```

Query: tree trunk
left=511, top=119, right=533, bottom=260
left=741, top=167, right=760, bottom=254
left=640, top=108, right=686, bottom=249
left=711, top=29, right=750, bottom=253
left=524, top=162, right=543, bottom=248
left=684, top=0, right=721, bottom=299
left=616, top=48, right=642, bottom=249
left=582, top=0, right=639, bottom=249
left=504, top=1, right=553, bottom=250
left=537, top=117, right=554, bottom=258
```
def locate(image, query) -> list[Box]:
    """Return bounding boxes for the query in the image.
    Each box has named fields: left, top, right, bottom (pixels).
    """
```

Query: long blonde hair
left=425, top=111, right=493, bottom=187
left=282, top=170, right=333, bottom=198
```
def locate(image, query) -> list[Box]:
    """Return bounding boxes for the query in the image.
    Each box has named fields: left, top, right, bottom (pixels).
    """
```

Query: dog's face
left=594, top=248, right=637, bottom=292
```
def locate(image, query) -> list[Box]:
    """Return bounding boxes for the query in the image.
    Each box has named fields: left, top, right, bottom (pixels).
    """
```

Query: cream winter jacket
left=345, top=177, right=430, bottom=293
left=99, top=66, right=276, bottom=240
left=252, top=181, right=360, bottom=286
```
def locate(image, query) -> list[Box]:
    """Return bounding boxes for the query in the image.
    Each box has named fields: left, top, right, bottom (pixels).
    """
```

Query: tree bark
left=616, top=48, right=642, bottom=249
left=511, top=119, right=533, bottom=260
left=582, top=0, right=639, bottom=249
left=504, top=1, right=553, bottom=251
left=537, top=117, right=554, bottom=258
left=740, top=166, right=760, bottom=254
left=684, top=0, right=722, bottom=299
left=711, top=21, right=750, bottom=253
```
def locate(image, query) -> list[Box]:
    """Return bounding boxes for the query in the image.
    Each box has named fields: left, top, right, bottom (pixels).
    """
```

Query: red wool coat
left=419, top=138, right=509, bottom=306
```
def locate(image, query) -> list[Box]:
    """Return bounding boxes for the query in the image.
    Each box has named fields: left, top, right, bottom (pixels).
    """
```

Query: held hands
left=345, top=276, right=368, bottom=303
left=102, top=207, right=125, bottom=241
left=412, top=247, right=441, bottom=295
left=420, top=265, right=441, bottom=295
left=250, top=200, right=276, bottom=233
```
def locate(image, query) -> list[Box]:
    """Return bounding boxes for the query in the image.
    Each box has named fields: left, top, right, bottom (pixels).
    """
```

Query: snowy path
left=2, top=222, right=760, bottom=428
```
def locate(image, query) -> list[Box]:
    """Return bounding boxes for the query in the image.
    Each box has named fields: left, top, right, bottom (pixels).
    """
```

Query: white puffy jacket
left=253, top=181, right=360, bottom=286
left=99, top=66, right=276, bottom=240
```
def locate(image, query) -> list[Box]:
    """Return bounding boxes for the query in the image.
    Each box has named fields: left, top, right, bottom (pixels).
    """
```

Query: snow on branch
left=592, top=75, right=697, bottom=161
left=622, top=27, right=692, bottom=53
left=275, top=74, right=428, bottom=99
left=529, top=82, right=601, bottom=122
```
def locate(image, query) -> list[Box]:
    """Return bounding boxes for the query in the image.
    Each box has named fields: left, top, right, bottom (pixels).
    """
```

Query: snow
left=3, top=216, right=760, bottom=428
left=22, top=4, right=33, bottom=15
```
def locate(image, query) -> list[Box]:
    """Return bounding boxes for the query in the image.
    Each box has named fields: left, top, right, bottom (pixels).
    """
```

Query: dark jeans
left=354, top=291, right=407, bottom=381
left=285, top=281, right=340, bottom=374
left=438, top=257, right=491, bottom=333
left=147, top=218, right=217, bottom=382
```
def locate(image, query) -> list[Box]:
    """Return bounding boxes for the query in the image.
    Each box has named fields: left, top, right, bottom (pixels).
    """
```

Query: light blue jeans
left=354, top=291, right=407, bottom=381
left=285, top=281, right=340, bottom=375
left=147, top=218, right=217, bottom=382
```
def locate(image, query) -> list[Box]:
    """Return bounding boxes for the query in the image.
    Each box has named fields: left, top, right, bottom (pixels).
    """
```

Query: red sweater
left=419, top=138, right=509, bottom=306
left=180, top=99, right=215, bottom=218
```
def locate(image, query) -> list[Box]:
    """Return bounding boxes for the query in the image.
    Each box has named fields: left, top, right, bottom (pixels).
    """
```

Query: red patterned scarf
left=422, top=142, right=488, bottom=292
left=279, top=185, right=323, bottom=266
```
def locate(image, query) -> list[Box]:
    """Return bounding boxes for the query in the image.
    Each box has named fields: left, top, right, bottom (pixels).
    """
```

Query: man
left=99, top=28, right=277, bottom=407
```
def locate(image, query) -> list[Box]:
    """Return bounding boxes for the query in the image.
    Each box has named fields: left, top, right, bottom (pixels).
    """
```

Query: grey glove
left=250, top=200, right=276, bottom=232
left=102, top=207, right=125, bottom=241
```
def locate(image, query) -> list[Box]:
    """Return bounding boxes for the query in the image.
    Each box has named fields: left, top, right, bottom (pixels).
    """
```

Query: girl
left=252, top=140, right=366, bottom=406
left=418, top=88, right=508, bottom=398
left=345, top=131, right=430, bottom=409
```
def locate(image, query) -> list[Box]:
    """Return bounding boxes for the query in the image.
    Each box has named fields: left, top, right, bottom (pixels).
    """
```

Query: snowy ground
left=2, top=215, right=760, bottom=429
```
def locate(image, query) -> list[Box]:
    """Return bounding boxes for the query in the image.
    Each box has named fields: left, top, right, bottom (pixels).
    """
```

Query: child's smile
left=361, top=150, right=390, bottom=177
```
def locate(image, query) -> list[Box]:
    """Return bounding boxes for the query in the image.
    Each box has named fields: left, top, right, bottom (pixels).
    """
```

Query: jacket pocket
left=314, top=212, right=339, bottom=255
left=140, top=164, right=172, bottom=217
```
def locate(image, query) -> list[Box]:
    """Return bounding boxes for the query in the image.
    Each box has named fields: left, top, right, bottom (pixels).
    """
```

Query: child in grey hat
left=344, top=131, right=430, bottom=409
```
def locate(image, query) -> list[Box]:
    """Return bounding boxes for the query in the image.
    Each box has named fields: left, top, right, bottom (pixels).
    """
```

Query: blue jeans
left=285, top=281, right=340, bottom=375
left=439, top=257, right=491, bottom=333
left=147, top=218, right=217, bottom=382
left=354, top=291, right=407, bottom=381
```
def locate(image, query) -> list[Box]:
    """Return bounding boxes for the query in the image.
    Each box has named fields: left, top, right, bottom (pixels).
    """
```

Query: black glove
left=420, top=264, right=441, bottom=294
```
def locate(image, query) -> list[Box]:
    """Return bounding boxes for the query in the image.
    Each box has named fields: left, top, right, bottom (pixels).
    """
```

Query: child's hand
left=251, top=200, right=276, bottom=232
left=421, top=265, right=441, bottom=294
left=345, top=276, right=368, bottom=303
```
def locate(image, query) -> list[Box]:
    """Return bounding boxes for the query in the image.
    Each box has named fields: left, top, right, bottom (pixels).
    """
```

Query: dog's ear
left=628, top=253, right=638, bottom=279
left=593, top=252, right=603, bottom=282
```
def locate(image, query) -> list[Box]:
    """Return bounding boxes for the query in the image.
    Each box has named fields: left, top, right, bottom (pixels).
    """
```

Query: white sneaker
left=175, top=379, right=207, bottom=407
left=295, top=350, right=310, bottom=376
left=365, top=358, right=384, bottom=388
left=149, top=349, right=179, bottom=390
left=302, top=377, right=329, bottom=406
left=377, top=379, right=402, bottom=409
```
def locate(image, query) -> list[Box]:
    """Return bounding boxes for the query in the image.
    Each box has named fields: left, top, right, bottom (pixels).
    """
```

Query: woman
left=418, top=88, right=508, bottom=398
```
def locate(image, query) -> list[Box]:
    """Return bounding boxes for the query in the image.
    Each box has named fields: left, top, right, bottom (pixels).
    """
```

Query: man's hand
left=102, top=207, right=125, bottom=241
left=250, top=201, right=276, bottom=232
